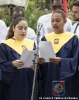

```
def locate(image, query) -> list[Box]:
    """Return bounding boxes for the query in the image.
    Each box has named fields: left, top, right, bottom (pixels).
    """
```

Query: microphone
left=37, top=23, right=43, bottom=33
left=37, top=23, right=43, bottom=43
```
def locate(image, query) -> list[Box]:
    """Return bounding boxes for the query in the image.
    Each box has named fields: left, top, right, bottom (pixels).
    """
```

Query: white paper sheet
left=18, top=49, right=36, bottom=69
left=39, top=41, right=56, bottom=62
left=18, top=41, right=56, bottom=69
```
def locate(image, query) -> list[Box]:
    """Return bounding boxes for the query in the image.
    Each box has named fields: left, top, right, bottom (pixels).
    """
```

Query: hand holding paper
left=19, top=41, right=56, bottom=69
left=18, top=49, right=36, bottom=69
left=49, top=57, right=61, bottom=64
left=39, top=41, right=56, bottom=62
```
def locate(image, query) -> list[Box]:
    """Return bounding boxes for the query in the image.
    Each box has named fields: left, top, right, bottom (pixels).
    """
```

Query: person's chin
left=21, top=36, right=26, bottom=39
left=20, top=37, right=25, bottom=40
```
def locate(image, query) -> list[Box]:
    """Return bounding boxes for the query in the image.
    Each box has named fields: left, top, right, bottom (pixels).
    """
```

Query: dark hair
left=12, top=7, right=24, bottom=17
left=6, top=17, right=28, bottom=39
left=73, top=0, right=79, bottom=7
left=51, top=0, right=63, bottom=3
left=60, top=9, right=66, bottom=14
left=52, top=9, right=66, bottom=20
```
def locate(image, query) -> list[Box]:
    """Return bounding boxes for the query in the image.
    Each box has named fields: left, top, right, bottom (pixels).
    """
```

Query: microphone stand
left=31, top=24, right=42, bottom=100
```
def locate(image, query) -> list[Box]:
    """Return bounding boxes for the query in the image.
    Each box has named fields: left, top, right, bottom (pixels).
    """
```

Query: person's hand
left=49, top=57, right=61, bottom=64
left=38, top=57, right=45, bottom=64
left=12, top=60, right=24, bottom=68
left=30, top=65, right=35, bottom=71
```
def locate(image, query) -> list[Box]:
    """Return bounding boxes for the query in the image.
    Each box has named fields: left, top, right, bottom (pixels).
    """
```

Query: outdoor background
left=0, top=0, right=76, bottom=32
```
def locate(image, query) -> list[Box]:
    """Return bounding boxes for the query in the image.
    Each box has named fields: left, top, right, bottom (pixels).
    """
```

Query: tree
left=67, top=0, right=76, bottom=10
left=45, top=0, right=51, bottom=10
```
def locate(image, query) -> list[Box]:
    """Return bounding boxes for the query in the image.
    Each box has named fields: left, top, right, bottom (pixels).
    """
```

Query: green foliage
left=25, top=4, right=42, bottom=32
left=4, top=8, right=10, bottom=27
left=1, top=0, right=77, bottom=32
left=0, top=7, right=10, bottom=27
left=67, top=0, right=76, bottom=11
left=68, top=11, right=76, bottom=25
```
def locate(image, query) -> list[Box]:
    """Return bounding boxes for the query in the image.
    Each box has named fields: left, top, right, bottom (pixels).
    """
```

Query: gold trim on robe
left=45, top=32, right=75, bottom=53
left=2, top=38, right=34, bottom=55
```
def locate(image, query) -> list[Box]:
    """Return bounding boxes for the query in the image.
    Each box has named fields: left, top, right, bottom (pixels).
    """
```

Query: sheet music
left=39, top=41, right=56, bottom=62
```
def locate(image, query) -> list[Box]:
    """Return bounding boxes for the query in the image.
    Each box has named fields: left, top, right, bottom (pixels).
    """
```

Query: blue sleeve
left=41, top=36, right=46, bottom=41
left=0, top=44, right=14, bottom=86
left=60, top=36, right=79, bottom=79
left=78, top=39, right=79, bottom=66
left=0, top=67, right=1, bottom=81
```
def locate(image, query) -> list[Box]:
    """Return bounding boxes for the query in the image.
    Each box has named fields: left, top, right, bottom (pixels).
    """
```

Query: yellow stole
left=45, top=32, right=75, bottom=53
left=2, top=38, right=34, bottom=55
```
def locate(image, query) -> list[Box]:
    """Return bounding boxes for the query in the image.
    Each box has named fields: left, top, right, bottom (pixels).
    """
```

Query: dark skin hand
left=49, top=57, right=61, bottom=64
left=38, top=57, right=45, bottom=64
left=38, top=57, right=61, bottom=64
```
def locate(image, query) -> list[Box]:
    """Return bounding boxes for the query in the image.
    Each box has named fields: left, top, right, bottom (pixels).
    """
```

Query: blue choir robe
left=0, top=38, right=36, bottom=100
left=39, top=32, right=79, bottom=99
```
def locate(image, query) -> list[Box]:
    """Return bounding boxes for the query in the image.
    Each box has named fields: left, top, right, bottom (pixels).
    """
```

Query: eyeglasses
left=53, top=5, right=62, bottom=10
